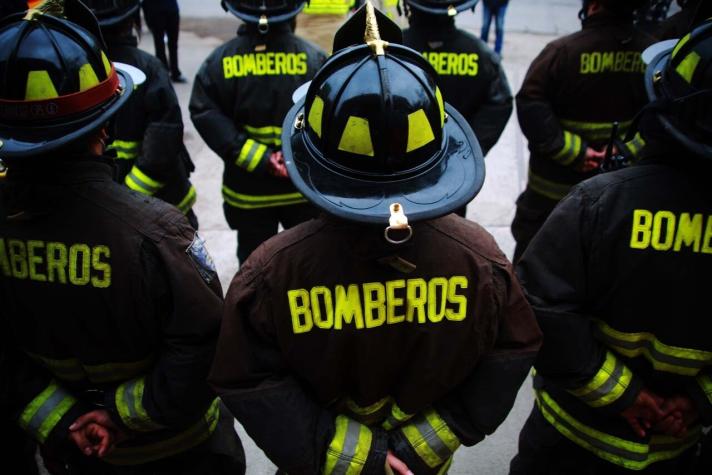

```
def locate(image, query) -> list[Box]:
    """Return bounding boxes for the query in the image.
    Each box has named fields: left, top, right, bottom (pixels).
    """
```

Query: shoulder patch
left=186, top=232, right=217, bottom=284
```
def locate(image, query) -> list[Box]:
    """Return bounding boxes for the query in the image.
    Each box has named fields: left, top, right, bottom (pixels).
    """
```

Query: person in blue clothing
left=142, top=0, right=185, bottom=82
left=481, top=0, right=509, bottom=56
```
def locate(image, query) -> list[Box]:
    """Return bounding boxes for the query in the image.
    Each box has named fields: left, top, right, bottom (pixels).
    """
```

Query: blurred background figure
left=142, top=0, right=186, bottom=82
left=480, top=0, right=509, bottom=56
left=656, top=0, right=701, bottom=39
left=633, top=0, right=672, bottom=33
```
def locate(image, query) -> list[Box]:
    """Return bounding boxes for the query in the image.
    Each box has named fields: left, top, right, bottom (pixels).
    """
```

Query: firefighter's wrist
left=323, top=416, right=388, bottom=474
left=388, top=421, right=458, bottom=475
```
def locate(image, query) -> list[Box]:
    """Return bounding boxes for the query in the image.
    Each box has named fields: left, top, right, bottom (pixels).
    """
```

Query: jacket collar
left=7, top=156, right=115, bottom=185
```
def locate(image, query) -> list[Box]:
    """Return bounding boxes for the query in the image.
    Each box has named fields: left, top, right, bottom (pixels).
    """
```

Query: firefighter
left=190, top=0, right=327, bottom=265
left=208, top=3, right=542, bottom=474
left=656, top=0, right=701, bottom=40
left=84, top=0, right=200, bottom=229
left=0, top=2, right=245, bottom=473
left=402, top=0, right=513, bottom=218
left=510, top=19, right=712, bottom=474
left=511, top=0, right=654, bottom=263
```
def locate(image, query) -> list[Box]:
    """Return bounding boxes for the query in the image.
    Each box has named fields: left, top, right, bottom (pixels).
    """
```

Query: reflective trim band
left=303, top=0, right=354, bottom=15
left=381, top=402, right=414, bottom=430
left=623, top=132, right=646, bottom=158
left=527, top=169, right=572, bottom=201
left=436, top=456, right=453, bottom=475
left=324, top=415, right=373, bottom=474
left=19, top=380, right=78, bottom=443
left=115, top=377, right=164, bottom=432
left=346, top=397, right=391, bottom=417
left=236, top=139, right=268, bottom=172
left=568, top=351, right=632, bottom=407
left=400, top=409, right=460, bottom=468
left=244, top=124, right=282, bottom=146
left=551, top=130, right=582, bottom=165
left=107, top=139, right=141, bottom=160
left=104, top=398, right=220, bottom=466
left=697, top=374, right=712, bottom=404
left=536, top=389, right=700, bottom=470
left=559, top=119, right=633, bottom=143
left=595, top=320, right=712, bottom=376
left=27, top=353, right=154, bottom=384
left=176, top=185, right=197, bottom=214
left=125, top=166, right=165, bottom=196
left=222, top=186, right=307, bottom=209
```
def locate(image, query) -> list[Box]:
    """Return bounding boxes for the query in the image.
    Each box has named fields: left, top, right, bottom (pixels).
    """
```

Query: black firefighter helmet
left=221, top=0, right=305, bottom=30
left=282, top=2, right=484, bottom=225
left=404, top=0, right=479, bottom=16
left=0, top=3, right=134, bottom=159
left=81, top=0, right=140, bottom=28
left=579, top=0, right=647, bottom=19
left=643, top=19, right=712, bottom=158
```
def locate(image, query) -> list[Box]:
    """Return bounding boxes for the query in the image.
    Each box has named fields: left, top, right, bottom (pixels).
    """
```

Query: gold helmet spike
left=364, top=1, right=388, bottom=56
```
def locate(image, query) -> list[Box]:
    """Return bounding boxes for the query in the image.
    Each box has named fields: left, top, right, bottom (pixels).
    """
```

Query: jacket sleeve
left=687, top=369, right=712, bottom=425
left=209, top=262, right=388, bottom=475
left=388, top=261, right=542, bottom=474
left=2, top=342, right=91, bottom=448
left=516, top=42, right=589, bottom=169
left=516, top=187, right=644, bottom=415
left=189, top=54, right=272, bottom=174
left=469, top=52, right=513, bottom=156
left=103, top=216, right=223, bottom=432
left=122, top=63, right=192, bottom=198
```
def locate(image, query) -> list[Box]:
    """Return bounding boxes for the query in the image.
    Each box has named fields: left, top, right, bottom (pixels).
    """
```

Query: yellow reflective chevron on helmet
left=308, top=95, right=324, bottom=138
left=78, top=64, right=100, bottom=91
left=25, top=70, right=58, bottom=100
left=338, top=116, right=374, bottom=156
left=407, top=109, right=435, bottom=153
left=101, top=51, right=112, bottom=76
left=676, top=51, right=701, bottom=84
left=435, top=87, right=445, bottom=127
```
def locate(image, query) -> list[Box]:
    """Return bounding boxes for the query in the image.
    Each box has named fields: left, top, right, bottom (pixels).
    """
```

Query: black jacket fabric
left=517, top=152, right=712, bottom=470
left=105, top=34, right=197, bottom=216
left=0, top=158, right=222, bottom=465
left=403, top=14, right=512, bottom=156
left=517, top=12, right=654, bottom=202
left=209, top=214, right=542, bottom=474
left=189, top=23, right=327, bottom=212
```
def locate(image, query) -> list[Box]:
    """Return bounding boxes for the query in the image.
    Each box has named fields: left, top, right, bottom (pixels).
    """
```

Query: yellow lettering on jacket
left=630, top=209, right=712, bottom=254
left=580, top=51, right=645, bottom=74
left=0, top=238, right=112, bottom=287
left=223, top=52, right=308, bottom=78
left=422, top=52, right=479, bottom=76
left=287, top=276, right=470, bottom=334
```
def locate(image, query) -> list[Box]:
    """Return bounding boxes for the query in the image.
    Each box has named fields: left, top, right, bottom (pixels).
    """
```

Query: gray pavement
left=148, top=2, right=574, bottom=473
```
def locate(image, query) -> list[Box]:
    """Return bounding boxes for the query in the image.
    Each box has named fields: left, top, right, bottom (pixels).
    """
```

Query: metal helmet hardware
left=0, top=8, right=134, bottom=158
left=643, top=19, right=712, bottom=158
left=283, top=1, right=484, bottom=225
left=403, top=0, right=479, bottom=16
left=82, top=0, right=140, bottom=28
left=220, top=0, right=306, bottom=29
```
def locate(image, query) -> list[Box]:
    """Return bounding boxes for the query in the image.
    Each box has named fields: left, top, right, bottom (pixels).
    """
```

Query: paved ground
left=148, top=2, right=585, bottom=474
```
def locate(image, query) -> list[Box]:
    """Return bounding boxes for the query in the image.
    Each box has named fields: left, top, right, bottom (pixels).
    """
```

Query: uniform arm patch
left=186, top=233, right=217, bottom=284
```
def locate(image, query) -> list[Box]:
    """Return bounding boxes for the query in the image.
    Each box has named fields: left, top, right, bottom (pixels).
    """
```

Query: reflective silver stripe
left=25, top=390, right=68, bottom=438
left=412, top=416, right=453, bottom=463
left=332, top=418, right=361, bottom=475
left=576, top=358, right=625, bottom=404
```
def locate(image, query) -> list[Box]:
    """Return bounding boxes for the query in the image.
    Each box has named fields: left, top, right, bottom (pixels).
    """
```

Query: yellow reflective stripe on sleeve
left=108, top=140, right=141, bottom=160
left=236, top=139, right=268, bottom=171
left=697, top=374, right=712, bottom=404
left=400, top=409, right=460, bottom=468
left=244, top=124, right=282, bottom=146
left=104, top=399, right=220, bottom=465
left=324, top=415, right=373, bottom=474
left=346, top=396, right=391, bottom=416
left=381, top=402, right=414, bottom=430
left=304, top=0, right=354, bottom=15
left=568, top=351, right=632, bottom=407
left=536, top=389, right=701, bottom=470
left=125, top=165, right=165, bottom=196
left=595, top=320, right=712, bottom=376
left=527, top=169, right=573, bottom=201
left=27, top=352, right=154, bottom=384
left=559, top=119, right=634, bottom=143
left=176, top=185, right=197, bottom=214
left=551, top=130, right=582, bottom=165
left=624, top=132, right=646, bottom=158
left=115, top=377, right=164, bottom=432
left=19, top=380, right=78, bottom=443
left=222, top=186, right=307, bottom=209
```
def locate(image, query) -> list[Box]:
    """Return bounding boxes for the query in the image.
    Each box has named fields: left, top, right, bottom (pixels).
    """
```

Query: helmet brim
left=0, top=66, right=134, bottom=159
left=283, top=99, right=485, bottom=224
